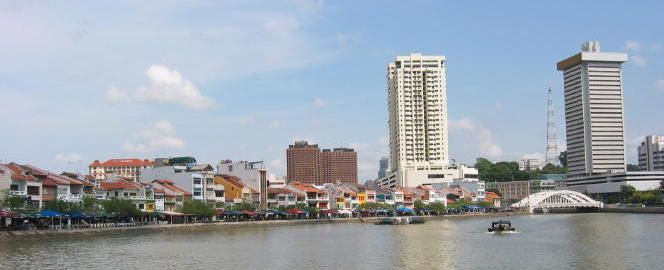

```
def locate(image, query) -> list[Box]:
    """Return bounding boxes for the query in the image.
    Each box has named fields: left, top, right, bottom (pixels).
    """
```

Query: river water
left=0, top=213, right=662, bottom=269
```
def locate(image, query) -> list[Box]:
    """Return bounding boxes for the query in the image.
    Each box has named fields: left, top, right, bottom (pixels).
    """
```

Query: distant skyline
left=2, top=1, right=663, bottom=181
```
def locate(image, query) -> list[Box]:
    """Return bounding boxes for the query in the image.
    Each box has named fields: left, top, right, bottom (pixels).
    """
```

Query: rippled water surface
left=1, top=213, right=663, bottom=269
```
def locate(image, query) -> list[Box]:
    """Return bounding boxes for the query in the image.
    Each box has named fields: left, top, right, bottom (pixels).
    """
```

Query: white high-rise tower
left=380, top=53, right=459, bottom=188
left=557, top=41, right=628, bottom=176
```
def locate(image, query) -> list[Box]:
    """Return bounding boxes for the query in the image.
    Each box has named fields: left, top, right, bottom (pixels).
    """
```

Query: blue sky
left=2, top=0, right=663, bottom=181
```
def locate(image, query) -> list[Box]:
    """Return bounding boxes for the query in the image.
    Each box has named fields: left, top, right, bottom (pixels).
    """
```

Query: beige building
left=383, top=53, right=457, bottom=187
left=89, top=159, right=154, bottom=181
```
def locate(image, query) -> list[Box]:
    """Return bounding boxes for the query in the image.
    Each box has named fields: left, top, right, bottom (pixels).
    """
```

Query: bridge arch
left=512, top=190, right=602, bottom=213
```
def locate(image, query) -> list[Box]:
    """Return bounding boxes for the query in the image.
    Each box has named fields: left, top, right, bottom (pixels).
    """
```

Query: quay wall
left=600, top=207, right=664, bottom=214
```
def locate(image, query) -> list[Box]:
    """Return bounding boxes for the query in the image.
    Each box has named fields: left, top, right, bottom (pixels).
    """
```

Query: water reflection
left=0, top=214, right=663, bottom=269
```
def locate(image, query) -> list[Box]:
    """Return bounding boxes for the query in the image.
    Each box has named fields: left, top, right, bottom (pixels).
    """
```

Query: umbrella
left=0, top=210, right=18, bottom=218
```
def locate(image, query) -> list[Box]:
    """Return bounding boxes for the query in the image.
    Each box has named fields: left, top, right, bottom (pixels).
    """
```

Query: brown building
left=319, top=148, right=357, bottom=185
left=287, top=141, right=358, bottom=185
left=287, top=141, right=320, bottom=184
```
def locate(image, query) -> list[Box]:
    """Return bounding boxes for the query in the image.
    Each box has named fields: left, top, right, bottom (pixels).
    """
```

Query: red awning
left=287, top=208, right=305, bottom=214
left=0, top=210, right=17, bottom=218
left=215, top=209, right=225, bottom=215
left=241, top=210, right=257, bottom=216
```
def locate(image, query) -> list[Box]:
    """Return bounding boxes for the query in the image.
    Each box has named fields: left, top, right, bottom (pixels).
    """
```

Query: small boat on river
left=488, top=220, right=515, bottom=232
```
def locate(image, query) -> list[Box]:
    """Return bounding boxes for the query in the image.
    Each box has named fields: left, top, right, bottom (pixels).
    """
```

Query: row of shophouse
left=1, top=158, right=501, bottom=213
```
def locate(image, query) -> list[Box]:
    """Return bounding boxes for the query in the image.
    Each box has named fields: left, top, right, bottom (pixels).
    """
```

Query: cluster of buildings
left=0, top=155, right=500, bottom=213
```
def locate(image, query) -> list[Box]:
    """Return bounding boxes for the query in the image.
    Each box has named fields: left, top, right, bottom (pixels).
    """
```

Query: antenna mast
left=545, top=87, right=560, bottom=166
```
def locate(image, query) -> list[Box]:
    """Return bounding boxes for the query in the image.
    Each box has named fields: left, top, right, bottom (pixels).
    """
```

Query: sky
left=2, top=0, right=663, bottom=182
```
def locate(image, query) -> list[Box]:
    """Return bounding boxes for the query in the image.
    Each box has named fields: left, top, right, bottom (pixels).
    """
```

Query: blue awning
left=396, top=208, right=414, bottom=212
left=40, top=210, right=68, bottom=217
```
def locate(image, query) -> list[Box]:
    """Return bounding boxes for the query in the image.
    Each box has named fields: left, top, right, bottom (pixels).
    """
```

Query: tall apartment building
left=377, top=156, right=389, bottom=179
left=638, top=135, right=664, bottom=171
left=287, top=141, right=320, bottom=184
left=89, top=159, right=154, bottom=181
left=384, top=53, right=450, bottom=187
left=319, top=148, right=358, bottom=185
left=557, top=41, right=628, bottom=176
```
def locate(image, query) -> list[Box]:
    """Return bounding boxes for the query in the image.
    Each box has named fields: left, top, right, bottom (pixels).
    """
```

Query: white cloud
left=656, top=79, right=664, bottom=90
left=624, top=41, right=641, bottom=51
left=123, top=120, right=185, bottom=153
left=55, top=153, right=82, bottom=163
left=312, top=97, right=327, bottom=107
left=268, top=121, right=282, bottom=128
left=106, top=65, right=216, bottom=110
left=349, top=137, right=389, bottom=182
left=449, top=118, right=503, bottom=158
left=631, top=55, right=647, bottom=67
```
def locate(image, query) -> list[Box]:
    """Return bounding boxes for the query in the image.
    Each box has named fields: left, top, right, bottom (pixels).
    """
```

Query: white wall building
left=638, top=135, right=664, bottom=171
left=557, top=41, right=628, bottom=176
left=383, top=53, right=452, bottom=187
left=518, top=159, right=540, bottom=171
left=140, top=165, right=219, bottom=202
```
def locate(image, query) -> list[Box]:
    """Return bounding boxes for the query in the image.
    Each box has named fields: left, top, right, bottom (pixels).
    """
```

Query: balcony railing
left=128, top=195, right=147, bottom=200
left=9, top=190, right=27, bottom=196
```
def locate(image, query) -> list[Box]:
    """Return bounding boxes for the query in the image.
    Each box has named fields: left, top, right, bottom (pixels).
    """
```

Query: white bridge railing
left=512, top=190, right=603, bottom=213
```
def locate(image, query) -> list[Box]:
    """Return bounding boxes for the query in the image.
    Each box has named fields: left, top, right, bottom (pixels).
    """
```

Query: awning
left=396, top=208, right=414, bottom=212
left=241, top=210, right=257, bottom=216
left=287, top=209, right=305, bottom=214
left=321, top=209, right=339, bottom=214
left=70, top=212, right=94, bottom=218
left=0, top=210, right=18, bottom=218
left=224, top=211, right=242, bottom=215
left=215, top=209, right=225, bottom=215
left=40, top=210, right=69, bottom=217
left=161, top=211, right=185, bottom=216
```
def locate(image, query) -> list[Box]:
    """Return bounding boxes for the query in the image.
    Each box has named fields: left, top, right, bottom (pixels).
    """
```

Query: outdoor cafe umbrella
left=0, top=210, right=18, bottom=218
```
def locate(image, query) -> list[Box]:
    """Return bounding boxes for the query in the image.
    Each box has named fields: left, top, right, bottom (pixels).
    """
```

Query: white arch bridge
left=512, top=190, right=603, bottom=213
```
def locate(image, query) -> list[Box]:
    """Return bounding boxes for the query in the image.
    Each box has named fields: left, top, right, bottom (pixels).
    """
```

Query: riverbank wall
left=600, top=207, right=664, bottom=214
left=0, top=212, right=527, bottom=239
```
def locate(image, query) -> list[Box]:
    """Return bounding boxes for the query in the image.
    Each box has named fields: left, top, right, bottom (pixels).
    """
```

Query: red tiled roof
left=101, top=180, right=143, bottom=190
left=153, top=179, right=175, bottom=184
left=89, top=158, right=154, bottom=168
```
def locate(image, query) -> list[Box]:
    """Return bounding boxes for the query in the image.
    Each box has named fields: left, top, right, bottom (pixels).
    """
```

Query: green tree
left=42, top=200, right=82, bottom=214
left=180, top=200, right=216, bottom=217
left=620, top=184, right=636, bottom=203
left=82, top=197, right=101, bottom=213
left=429, top=202, right=446, bottom=214
left=231, top=200, right=255, bottom=211
left=102, top=198, right=140, bottom=216
left=1, top=193, right=37, bottom=214
left=626, top=164, right=640, bottom=172
left=558, top=151, right=568, bottom=168
left=414, top=199, right=425, bottom=209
